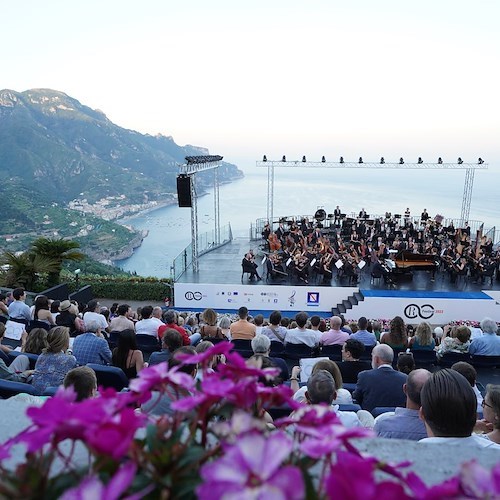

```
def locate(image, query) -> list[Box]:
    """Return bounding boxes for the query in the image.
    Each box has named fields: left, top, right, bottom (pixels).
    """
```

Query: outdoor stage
left=175, top=237, right=500, bottom=323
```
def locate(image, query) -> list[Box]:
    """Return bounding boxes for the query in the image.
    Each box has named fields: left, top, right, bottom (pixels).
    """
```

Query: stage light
left=322, top=156, right=326, bottom=162
left=478, top=158, right=484, bottom=164
left=399, top=157, right=404, bottom=164
left=418, top=157, right=423, bottom=164
left=263, top=155, right=267, bottom=162
left=282, top=155, right=286, bottom=162
left=302, top=155, right=306, bottom=162
left=339, top=156, right=344, bottom=163
left=380, top=157, right=385, bottom=164
left=358, top=157, right=363, bottom=163
left=438, top=157, right=443, bottom=164
left=458, top=157, right=463, bottom=164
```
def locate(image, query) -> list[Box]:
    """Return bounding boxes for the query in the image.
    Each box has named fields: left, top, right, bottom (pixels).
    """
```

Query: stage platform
left=177, top=238, right=500, bottom=293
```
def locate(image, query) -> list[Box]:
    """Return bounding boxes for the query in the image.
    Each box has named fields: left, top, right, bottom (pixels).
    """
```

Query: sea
left=116, top=164, right=499, bottom=278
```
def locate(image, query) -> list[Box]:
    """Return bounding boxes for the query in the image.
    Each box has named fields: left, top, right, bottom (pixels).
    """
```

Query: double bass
left=268, top=233, right=282, bottom=252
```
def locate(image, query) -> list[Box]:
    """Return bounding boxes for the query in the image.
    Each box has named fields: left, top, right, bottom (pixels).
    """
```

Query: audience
left=7, top=288, right=31, bottom=323
left=261, top=310, right=288, bottom=344
left=22, top=327, right=48, bottom=355
left=72, top=319, right=112, bottom=365
left=436, top=325, right=471, bottom=358
left=469, top=318, right=500, bottom=356
left=63, top=366, right=98, bottom=401
left=478, top=384, right=500, bottom=445
left=112, top=329, right=146, bottom=379
left=408, top=321, right=435, bottom=350
left=251, top=335, right=288, bottom=382
left=160, top=309, right=201, bottom=345
left=109, top=304, right=135, bottom=332
left=350, top=317, right=377, bottom=346
left=199, top=308, right=226, bottom=340
left=396, top=352, right=415, bottom=375
left=451, top=361, right=483, bottom=413
left=380, top=316, right=408, bottom=349
left=83, top=299, right=109, bottom=331
left=135, top=305, right=163, bottom=339
left=229, top=307, right=257, bottom=340
left=338, top=338, right=371, bottom=384
left=149, top=328, right=183, bottom=366
left=285, top=312, right=321, bottom=347
left=321, top=316, right=350, bottom=346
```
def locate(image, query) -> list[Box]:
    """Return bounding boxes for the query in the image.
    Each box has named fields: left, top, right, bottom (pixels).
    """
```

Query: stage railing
left=172, top=223, right=233, bottom=281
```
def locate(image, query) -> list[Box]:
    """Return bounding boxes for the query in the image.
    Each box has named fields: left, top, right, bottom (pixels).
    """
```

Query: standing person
left=7, top=288, right=31, bottom=323
left=32, top=327, right=77, bottom=394
left=112, top=329, right=145, bottom=380
left=229, top=307, right=257, bottom=340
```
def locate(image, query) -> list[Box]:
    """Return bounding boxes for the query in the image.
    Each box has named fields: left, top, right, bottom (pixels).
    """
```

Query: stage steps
left=331, top=290, right=364, bottom=316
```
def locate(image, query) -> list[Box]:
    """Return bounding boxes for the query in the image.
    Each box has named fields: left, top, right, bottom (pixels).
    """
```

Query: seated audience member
left=451, top=361, right=483, bottom=413
left=8, top=287, right=31, bottom=323
left=159, top=309, right=201, bottom=345
left=141, top=347, right=197, bottom=417
left=261, top=310, right=287, bottom=344
left=419, top=369, right=500, bottom=449
left=291, top=359, right=352, bottom=405
left=109, top=304, right=135, bottom=332
left=112, top=329, right=145, bottom=380
left=380, top=316, right=408, bottom=349
left=353, top=344, right=407, bottom=412
left=280, top=317, right=290, bottom=329
left=372, top=321, right=382, bottom=342
left=350, top=317, right=377, bottom=346
left=433, top=326, right=444, bottom=345
left=477, top=384, right=500, bottom=445
left=229, top=307, right=257, bottom=340
left=152, top=307, right=164, bottom=322
left=0, top=293, right=9, bottom=320
left=83, top=299, right=109, bottom=331
left=338, top=339, right=372, bottom=384
left=56, top=300, right=83, bottom=337
left=409, top=321, right=435, bottom=350
left=253, top=314, right=265, bottom=335
left=72, top=319, right=112, bottom=366
left=285, top=312, right=321, bottom=347
left=32, top=327, right=77, bottom=393
left=135, top=305, right=163, bottom=339
left=32, top=295, right=55, bottom=327
left=149, top=329, right=183, bottom=366
left=396, top=352, right=415, bottom=375
left=251, top=335, right=288, bottom=382
left=309, top=316, right=321, bottom=332
left=292, top=370, right=363, bottom=428
left=63, top=366, right=98, bottom=401
left=321, top=316, right=350, bottom=346
left=199, top=308, right=225, bottom=340
left=22, top=327, right=48, bottom=355
left=0, top=324, right=32, bottom=381
left=469, top=318, right=500, bottom=356
left=0, top=323, right=15, bottom=354
left=374, top=369, right=431, bottom=440
left=194, top=341, right=217, bottom=380
left=436, top=325, right=471, bottom=358
left=218, top=316, right=231, bottom=339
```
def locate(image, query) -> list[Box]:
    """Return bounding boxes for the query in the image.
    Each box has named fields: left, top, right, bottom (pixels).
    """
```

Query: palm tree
left=0, top=251, right=59, bottom=290
left=30, top=237, right=84, bottom=286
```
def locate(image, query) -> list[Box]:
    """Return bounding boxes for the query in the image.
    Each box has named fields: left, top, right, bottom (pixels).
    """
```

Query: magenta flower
left=459, top=461, right=500, bottom=498
left=60, top=461, right=140, bottom=500
left=325, top=451, right=410, bottom=499
left=176, top=342, right=233, bottom=365
left=405, top=472, right=460, bottom=499
left=128, top=363, right=194, bottom=397
left=197, top=431, right=304, bottom=500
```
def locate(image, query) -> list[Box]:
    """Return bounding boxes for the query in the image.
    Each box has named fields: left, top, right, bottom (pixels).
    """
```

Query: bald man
left=352, top=344, right=407, bottom=412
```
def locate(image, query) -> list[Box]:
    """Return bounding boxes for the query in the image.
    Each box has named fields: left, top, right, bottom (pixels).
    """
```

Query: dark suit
left=338, top=360, right=372, bottom=384
left=353, top=365, right=407, bottom=412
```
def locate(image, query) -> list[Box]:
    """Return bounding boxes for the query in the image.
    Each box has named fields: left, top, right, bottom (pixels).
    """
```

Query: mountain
left=0, top=88, right=242, bottom=204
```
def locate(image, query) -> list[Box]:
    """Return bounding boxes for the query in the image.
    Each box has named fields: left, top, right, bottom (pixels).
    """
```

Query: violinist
left=266, top=252, right=287, bottom=281
left=292, top=250, right=309, bottom=284
left=242, top=251, right=261, bottom=281
left=262, top=222, right=271, bottom=250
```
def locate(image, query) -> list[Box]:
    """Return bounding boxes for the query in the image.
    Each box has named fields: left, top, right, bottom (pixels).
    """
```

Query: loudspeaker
left=177, top=175, right=192, bottom=207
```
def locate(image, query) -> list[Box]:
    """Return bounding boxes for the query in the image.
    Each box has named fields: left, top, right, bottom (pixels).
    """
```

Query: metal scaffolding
left=179, top=155, right=223, bottom=273
left=256, top=159, right=488, bottom=226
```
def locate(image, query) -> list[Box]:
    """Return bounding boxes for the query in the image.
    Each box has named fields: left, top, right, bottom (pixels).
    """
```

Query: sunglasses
left=481, top=400, right=493, bottom=409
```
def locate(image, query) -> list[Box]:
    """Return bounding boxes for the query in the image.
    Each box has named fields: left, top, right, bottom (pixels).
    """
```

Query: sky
left=2, top=0, right=499, bottom=170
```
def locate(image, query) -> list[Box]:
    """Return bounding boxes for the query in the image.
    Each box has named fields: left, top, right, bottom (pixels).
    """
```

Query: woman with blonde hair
left=409, top=321, right=435, bottom=350
left=32, top=326, right=77, bottom=393
left=200, top=308, right=225, bottom=340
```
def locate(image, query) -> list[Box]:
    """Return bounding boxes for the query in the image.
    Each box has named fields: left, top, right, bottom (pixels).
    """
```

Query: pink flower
left=176, top=342, right=233, bottom=365
left=405, top=473, right=460, bottom=499
left=197, top=431, right=304, bottom=500
left=60, top=462, right=140, bottom=500
left=459, top=461, right=500, bottom=498
left=128, top=363, right=194, bottom=397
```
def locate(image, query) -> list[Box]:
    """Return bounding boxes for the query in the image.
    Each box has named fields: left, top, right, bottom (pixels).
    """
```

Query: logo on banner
left=404, top=304, right=434, bottom=320
left=288, top=290, right=296, bottom=307
left=185, top=291, right=203, bottom=301
left=307, top=292, right=320, bottom=306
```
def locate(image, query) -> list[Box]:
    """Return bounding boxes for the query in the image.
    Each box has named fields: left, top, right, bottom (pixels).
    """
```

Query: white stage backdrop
left=174, top=283, right=358, bottom=313
left=174, top=284, right=500, bottom=323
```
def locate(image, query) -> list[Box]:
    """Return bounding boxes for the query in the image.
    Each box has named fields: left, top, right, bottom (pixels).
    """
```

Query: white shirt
left=135, top=317, right=164, bottom=338
left=293, top=386, right=353, bottom=406
left=285, top=328, right=321, bottom=347
left=83, top=311, right=108, bottom=330
left=420, top=435, right=500, bottom=450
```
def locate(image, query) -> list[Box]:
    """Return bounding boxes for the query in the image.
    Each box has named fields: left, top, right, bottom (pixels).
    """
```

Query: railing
left=251, top=214, right=493, bottom=242
left=172, top=223, right=233, bottom=281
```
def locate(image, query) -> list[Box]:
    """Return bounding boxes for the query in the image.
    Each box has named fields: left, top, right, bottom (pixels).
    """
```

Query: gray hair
left=251, top=334, right=271, bottom=354
left=307, top=370, right=336, bottom=405
left=84, top=319, right=101, bottom=333
left=480, top=318, right=498, bottom=335
left=219, top=316, right=231, bottom=329
left=373, top=344, right=394, bottom=364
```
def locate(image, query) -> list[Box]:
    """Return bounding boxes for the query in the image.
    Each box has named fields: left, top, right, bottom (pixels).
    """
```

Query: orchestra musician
left=334, top=206, right=342, bottom=225
left=242, top=250, right=261, bottom=281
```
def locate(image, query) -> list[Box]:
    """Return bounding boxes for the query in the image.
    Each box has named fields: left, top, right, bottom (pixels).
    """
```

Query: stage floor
left=177, top=238, right=500, bottom=292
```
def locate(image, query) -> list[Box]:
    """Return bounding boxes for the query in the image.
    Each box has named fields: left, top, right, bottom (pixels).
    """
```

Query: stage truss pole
left=190, top=175, right=199, bottom=272
left=257, top=160, right=487, bottom=229
left=214, top=167, right=220, bottom=245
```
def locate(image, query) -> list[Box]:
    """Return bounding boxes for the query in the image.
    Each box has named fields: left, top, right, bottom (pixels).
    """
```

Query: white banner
left=174, top=283, right=358, bottom=313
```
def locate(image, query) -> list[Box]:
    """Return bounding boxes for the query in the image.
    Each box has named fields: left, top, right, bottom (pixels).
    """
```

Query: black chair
left=107, top=331, right=121, bottom=349
left=284, top=343, right=314, bottom=360
left=342, top=382, right=356, bottom=394
left=136, top=334, right=161, bottom=361
left=471, top=355, right=500, bottom=369
left=27, top=320, right=52, bottom=333
left=7, top=351, right=39, bottom=370
left=241, top=258, right=258, bottom=282
left=437, top=352, right=471, bottom=368
left=371, top=406, right=397, bottom=418
left=0, top=379, right=39, bottom=398
left=86, top=364, right=129, bottom=391
left=0, top=349, right=11, bottom=365
left=206, top=337, right=230, bottom=345
left=231, top=339, right=254, bottom=358
left=268, top=404, right=293, bottom=420
left=411, top=349, right=437, bottom=368
left=359, top=345, right=374, bottom=361
left=269, top=341, right=285, bottom=358
left=338, top=403, right=361, bottom=412
left=320, top=344, right=342, bottom=362
left=42, top=386, right=59, bottom=397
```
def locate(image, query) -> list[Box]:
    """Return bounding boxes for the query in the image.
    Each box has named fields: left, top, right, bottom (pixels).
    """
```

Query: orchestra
left=243, top=208, right=499, bottom=287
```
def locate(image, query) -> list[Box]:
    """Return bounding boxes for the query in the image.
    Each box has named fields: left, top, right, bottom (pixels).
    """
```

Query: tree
left=30, top=238, right=84, bottom=286
left=0, top=251, right=59, bottom=290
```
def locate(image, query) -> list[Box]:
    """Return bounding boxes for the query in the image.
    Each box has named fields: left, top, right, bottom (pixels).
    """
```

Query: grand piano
left=393, top=251, right=439, bottom=275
